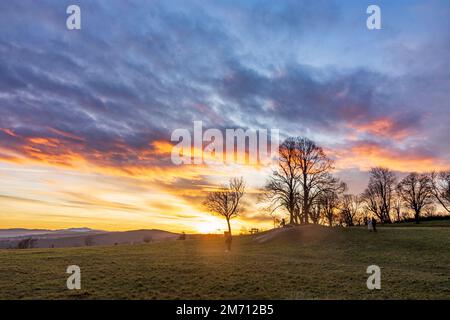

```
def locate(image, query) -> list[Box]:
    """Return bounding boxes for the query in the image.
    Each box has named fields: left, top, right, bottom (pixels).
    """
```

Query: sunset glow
left=1, top=1, right=450, bottom=233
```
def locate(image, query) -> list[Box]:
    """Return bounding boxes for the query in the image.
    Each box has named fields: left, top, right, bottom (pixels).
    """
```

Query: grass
left=378, top=219, right=450, bottom=228
left=1, top=221, right=449, bottom=300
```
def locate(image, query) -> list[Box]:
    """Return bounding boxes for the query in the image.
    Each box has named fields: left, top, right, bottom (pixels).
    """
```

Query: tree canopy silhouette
left=204, top=177, right=245, bottom=236
left=431, top=171, right=450, bottom=214
left=362, top=167, right=396, bottom=223
left=262, top=137, right=340, bottom=225
left=397, top=173, right=433, bottom=224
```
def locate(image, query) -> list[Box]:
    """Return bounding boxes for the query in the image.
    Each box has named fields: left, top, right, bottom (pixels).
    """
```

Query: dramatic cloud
left=1, top=0, right=450, bottom=231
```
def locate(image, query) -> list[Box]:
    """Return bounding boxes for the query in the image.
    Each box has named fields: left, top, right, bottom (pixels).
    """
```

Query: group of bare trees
left=262, top=137, right=346, bottom=226
left=362, top=168, right=450, bottom=224
left=339, top=194, right=363, bottom=227
left=203, top=136, right=450, bottom=234
left=431, top=171, right=450, bottom=214
left=263, top=138, right=450, bottom=226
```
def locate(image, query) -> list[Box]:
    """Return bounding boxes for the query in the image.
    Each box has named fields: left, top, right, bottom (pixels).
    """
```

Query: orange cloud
left=0, top=128, right=18, bottom=137
left=28, top=137, right=59, bottom=147
left=151, top=140, right=173, bottom=155
left=334, top=142, right=450, bottom=173
left=47, top=127, right=85, bottom=142
left=348, top=117, right=412, bottom=141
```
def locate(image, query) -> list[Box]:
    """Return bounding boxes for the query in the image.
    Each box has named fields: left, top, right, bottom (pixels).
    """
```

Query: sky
left=1, top=0, right=450, bottom=233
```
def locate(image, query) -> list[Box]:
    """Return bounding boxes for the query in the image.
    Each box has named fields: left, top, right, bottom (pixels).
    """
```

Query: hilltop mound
left=253, top=224, right=340, bottom=244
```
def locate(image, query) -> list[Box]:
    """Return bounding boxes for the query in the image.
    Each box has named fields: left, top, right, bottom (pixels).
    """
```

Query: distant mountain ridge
left=0, top=228, right=180, bottom=249
left=0, top=227, right=103, bottom=239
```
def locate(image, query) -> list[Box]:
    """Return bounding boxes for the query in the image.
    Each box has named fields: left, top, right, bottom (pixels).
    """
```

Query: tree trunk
left=382, top=210, right=392, bottom=224
left=226, top=218, right=232, bottom=236
left=415, top=211, right=420, bottom=224
left=303, top=191, right=309, bottom=224
left=289, top=205, right=294, bottom=225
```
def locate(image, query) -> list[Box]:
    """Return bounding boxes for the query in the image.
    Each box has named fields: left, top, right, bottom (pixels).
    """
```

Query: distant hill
left=0, top=228, right=180, bottom=249
left=0, top=227, right=104, bottom=239
left=0, top=228, right=53, bottom=239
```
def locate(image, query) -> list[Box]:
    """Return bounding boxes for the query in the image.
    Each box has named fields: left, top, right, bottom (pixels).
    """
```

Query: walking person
left=224, top=232, right=232, bottom=252
left=372, top=217, right=377, bottom=233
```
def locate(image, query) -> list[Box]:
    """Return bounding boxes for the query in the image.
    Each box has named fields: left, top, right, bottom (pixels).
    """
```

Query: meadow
left=1, top=222, right=449, bottom=300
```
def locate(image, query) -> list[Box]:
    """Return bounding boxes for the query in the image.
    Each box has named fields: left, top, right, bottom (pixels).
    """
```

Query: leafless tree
left=424, top=205, right=436, bottom=218
left=204, top=177, right=245, bottom=236
left=392, top=196, right=403, bottom=222
left=84, top=236, right=94, bottom=247
left=310, top=201, right=322, bottom=225
left=296, top=138, right=335, bottom=224
left=17, top=238, right=37, bottom=249
left=315, top=182, right=347, bottom=226
left=431, top=171, right=450, bottom=214
left=316, top=191, right=338, bottom=226
left=397, top=173, right=434, bottom=224
left=339, top=194, right=362, bottom=227
left=263, top=137, right=341, bottom=225
left=362, top=167, right=396, bottom=223
left=262, top=138, right=302, bottom=224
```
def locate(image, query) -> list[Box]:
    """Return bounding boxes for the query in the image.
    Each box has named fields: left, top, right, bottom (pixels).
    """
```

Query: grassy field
left=1, top=222, right=450, bottom=299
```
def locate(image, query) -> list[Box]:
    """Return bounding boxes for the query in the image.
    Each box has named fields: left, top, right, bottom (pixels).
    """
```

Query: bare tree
left=431, top=171, right=450, bottom=214
left=315, top=182, right=347, bottom=226
left=310, top=200, right=323, bottom=225
left=362, top=167, right=396, bottom=223
left=317, top=191, right=339, bottom=226
left=392, top=196, right=403, bottom=222
left=84, top=236, right=94, bottom=247
left=262, top=138, right=302, bottom=224
left=397, top=173, right=434, bottom=224
left=296, top=138, right=334, bottom=224
left=204, top=177, right=245, bottom=236
left=339, top=194, right=362, bottom=227
left=17, top=238, right=37, bottom=249
left=263, top=137, right=340, bottom=225
left=424, top=205, right=436, bottom=218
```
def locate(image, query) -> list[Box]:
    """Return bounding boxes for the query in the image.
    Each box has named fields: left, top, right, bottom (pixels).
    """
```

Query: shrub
left=17, top=238, right=36, bottom=249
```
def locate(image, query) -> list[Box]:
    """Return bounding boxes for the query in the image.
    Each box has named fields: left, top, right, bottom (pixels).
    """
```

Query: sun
left=196, top=218, right=225, bottom=234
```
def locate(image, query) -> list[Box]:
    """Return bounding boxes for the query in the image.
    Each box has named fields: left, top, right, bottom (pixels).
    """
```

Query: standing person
left=367, top=219, right=373, bottom=232
left=224, top=232, right=232, bottom=252
left=368, top=218, right=373, bottom=232
left=372, top=217, right=377, bottom=233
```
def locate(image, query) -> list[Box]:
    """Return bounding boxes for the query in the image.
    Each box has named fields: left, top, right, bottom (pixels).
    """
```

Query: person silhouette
left=368, top=218, right=373, bottom=232
left=225, top=232, right=232, bottom=251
